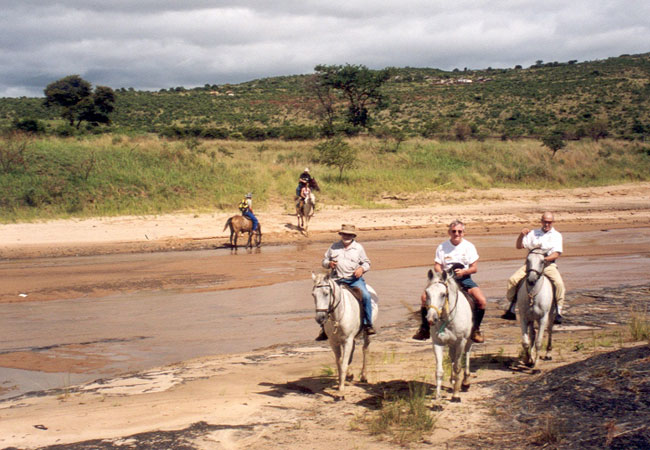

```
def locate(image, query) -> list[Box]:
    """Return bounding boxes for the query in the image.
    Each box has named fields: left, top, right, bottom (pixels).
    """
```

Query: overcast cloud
left=1, top=0, right=648, bottom=97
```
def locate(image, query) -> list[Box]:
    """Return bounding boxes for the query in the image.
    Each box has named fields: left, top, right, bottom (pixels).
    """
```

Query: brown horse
left=223, top=215, right=262, bottom=248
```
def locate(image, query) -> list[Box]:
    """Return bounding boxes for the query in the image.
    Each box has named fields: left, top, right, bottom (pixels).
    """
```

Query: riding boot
left=412, top=307, right=431, bottom=340
left=554, top=303, right=564, bottom=324
left=471, top=308, right=485, bottom=343
left=315, top=326, right=328, bottom=341
left=501, top=299, right=517, bottom=320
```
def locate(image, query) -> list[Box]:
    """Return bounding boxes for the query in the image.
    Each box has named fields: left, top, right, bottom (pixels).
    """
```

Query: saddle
left=341, top=285, right=366, bottom=327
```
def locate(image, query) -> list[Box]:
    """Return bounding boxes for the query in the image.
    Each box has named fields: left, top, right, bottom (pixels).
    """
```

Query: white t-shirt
left=522, top=227, right=563, bottom=255
left=434, top=239, right=479, bottom=270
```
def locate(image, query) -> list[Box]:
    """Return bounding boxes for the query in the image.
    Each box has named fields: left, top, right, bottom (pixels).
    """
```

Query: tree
left=306, top=74, right=337, bottom=137
left=541, top=130, right=567, bottom=158
left=313, top=64, right=390, bottom=130
left=314, top=137, right=357, bottom=180
left=44, top=75, right=115, bottom=128
left=586, top=118, right=609, bottom=141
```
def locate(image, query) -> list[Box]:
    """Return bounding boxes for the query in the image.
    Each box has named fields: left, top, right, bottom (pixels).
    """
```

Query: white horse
left=297, top=193, right=315, bottom=235
left=517, top=248, right=556, bottom=369
left=424, top=269, right=473, bottom=402
left=312, top=272, right=378, bottom=398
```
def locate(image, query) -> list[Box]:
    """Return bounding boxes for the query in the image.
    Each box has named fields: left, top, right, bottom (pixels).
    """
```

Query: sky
left=1, top=0, right=648, bottom=98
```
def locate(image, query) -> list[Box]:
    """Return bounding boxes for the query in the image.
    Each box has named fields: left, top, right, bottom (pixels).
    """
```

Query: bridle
left=314, top=278, right=342, bottom=316
left=525, top=249, right=546, bottom=300
left=426, top=279, right=462, bottom=334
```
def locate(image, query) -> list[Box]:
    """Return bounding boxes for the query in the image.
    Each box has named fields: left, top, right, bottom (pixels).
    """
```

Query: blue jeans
left=242, top=211, right=259, bottom=231
left=337, top=277, right=373, bottom=326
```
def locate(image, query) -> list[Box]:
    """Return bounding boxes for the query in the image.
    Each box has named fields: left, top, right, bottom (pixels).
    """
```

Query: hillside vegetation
left=1, top=53, right=649, bottom=140
left=1, top=134, right=648, bottom=222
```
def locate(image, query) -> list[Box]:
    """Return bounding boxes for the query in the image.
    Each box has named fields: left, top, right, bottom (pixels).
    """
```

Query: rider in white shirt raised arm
left=502, top=211, right=566, bottom=324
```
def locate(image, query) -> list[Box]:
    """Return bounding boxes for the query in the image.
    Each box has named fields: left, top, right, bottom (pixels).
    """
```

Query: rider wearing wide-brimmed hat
left=315, top=224, right=375, bottom=341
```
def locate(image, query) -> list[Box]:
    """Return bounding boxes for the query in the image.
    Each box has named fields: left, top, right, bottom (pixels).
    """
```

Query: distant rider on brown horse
left=238, top=192, right=259, bottom=232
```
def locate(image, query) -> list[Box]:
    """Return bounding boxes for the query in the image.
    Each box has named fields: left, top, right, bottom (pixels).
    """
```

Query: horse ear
left=311, top=272, right=316, bottom=281
left=427, top=269, right=434, bottom=280
left=441, top=270, right=448, bottom=281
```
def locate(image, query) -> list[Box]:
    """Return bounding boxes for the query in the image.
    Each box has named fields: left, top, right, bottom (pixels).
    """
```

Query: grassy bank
left=1, top=134, right=649, bottom=222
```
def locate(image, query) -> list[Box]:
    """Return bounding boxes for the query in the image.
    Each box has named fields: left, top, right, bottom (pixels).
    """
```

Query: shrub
left=313, top=136, right=357, bottom=179
left=12, top=118, right=45, bottom=134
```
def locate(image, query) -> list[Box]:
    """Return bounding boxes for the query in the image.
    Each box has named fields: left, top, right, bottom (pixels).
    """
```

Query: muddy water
left=1, top=228, right=649, bottom=400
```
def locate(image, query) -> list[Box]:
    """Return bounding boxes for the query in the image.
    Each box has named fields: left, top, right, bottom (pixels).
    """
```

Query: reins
left=426, top=279, right=463, bottom=334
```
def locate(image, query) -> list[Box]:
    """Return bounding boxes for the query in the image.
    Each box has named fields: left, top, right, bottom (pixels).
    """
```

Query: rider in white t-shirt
left=412, top=220, right=488, bottom=343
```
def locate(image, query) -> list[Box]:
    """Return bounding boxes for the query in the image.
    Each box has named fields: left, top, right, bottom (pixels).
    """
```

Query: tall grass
left=368, top=381, right=435, bottom=444
left=1, top=134, right=648, bottom=222
left=629, top=305, right=650, bottom=342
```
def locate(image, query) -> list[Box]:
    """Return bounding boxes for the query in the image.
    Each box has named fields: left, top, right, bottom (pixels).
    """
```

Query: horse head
left=312, top=272, right=334, bottom=325
left=526, top=248, right=546, bottom=287
left=425, top=269, right=448, bottom=324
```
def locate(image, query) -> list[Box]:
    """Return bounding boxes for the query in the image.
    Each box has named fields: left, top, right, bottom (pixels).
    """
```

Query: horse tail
left=223, top=217, right=232, bottom=232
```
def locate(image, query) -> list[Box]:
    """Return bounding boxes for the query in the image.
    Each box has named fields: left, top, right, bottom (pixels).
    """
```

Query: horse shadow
left=257, top=377, right=438, bottom=411
left=470, top=352, right=521, bottom=373
left=284, top=223, right=305, bottom=234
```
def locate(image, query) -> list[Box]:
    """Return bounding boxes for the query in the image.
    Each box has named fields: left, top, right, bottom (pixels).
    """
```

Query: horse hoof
left=531, top=369, right=541, bottom=375
left=542, top=356, right=552, bottom=361
left=450, top=396, right=461, bottom=403
left=461, top=384, right=470, bottom=392
left=335, top=395, right=345, bottom=402
left=360, top=376, right=368, bottom=383
left=346, top=374, right=354, bottom=381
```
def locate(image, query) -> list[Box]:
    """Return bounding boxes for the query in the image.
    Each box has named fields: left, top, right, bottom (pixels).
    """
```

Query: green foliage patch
left=1, top=134, right=649, bottom=222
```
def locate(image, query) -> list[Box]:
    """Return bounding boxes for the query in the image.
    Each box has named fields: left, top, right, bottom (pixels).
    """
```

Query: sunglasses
left=450, top=230, right=464, bottom=234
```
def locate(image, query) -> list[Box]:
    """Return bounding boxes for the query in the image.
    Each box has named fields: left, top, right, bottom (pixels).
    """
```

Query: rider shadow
left=257, top=376, right=342, bottom=401
left=471, top=352, right=521, bottom=373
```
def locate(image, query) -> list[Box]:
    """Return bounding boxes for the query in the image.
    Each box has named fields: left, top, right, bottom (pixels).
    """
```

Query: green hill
left=1, top=53, right=649, bottom=140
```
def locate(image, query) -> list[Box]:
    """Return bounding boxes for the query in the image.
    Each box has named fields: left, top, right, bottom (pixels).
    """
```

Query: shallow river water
left=1, top=228, right=649, bottom=400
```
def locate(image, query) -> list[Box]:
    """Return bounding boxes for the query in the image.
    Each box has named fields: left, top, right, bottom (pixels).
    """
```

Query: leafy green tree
left=44, top=75, right=115, bottom=128
left=586, top=118, right=609, bottom=141
left=314, top=136, right=357, bottom=179
left=313, top=64, right=390, bottom=129
left=541, top=130, right=567, bottom=158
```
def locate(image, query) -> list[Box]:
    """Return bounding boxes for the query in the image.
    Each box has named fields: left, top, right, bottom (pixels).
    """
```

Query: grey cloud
left=1, top=0, right=648, bottom=97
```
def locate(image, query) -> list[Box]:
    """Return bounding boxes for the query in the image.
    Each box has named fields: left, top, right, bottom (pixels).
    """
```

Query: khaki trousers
left=506, top=263, right=566, bottom=313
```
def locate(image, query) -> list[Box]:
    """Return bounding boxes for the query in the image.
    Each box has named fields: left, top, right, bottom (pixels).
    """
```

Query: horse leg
left=360, top=331, right=370, bottom=383
left=448, top=345, right=457, bottom=384
left=337, top=337, right=355, bottom=396
left=520, top=319, right=532, bottom=366
left=245, top=231, right=253, bottom=249
left=533, top=318, right=548, bottom=369
left=544, top=318, right=554, bottom=360
left=329, top=341, right=343, bottom=394
left=461, top=341, right=472, bottom=392
left=451, top=345, right=464, bottom=402
left=433, top=344, right=444, bottom=399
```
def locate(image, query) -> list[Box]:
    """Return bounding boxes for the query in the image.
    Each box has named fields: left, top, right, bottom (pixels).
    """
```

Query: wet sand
left=1, top=227, right=649, bottom=400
